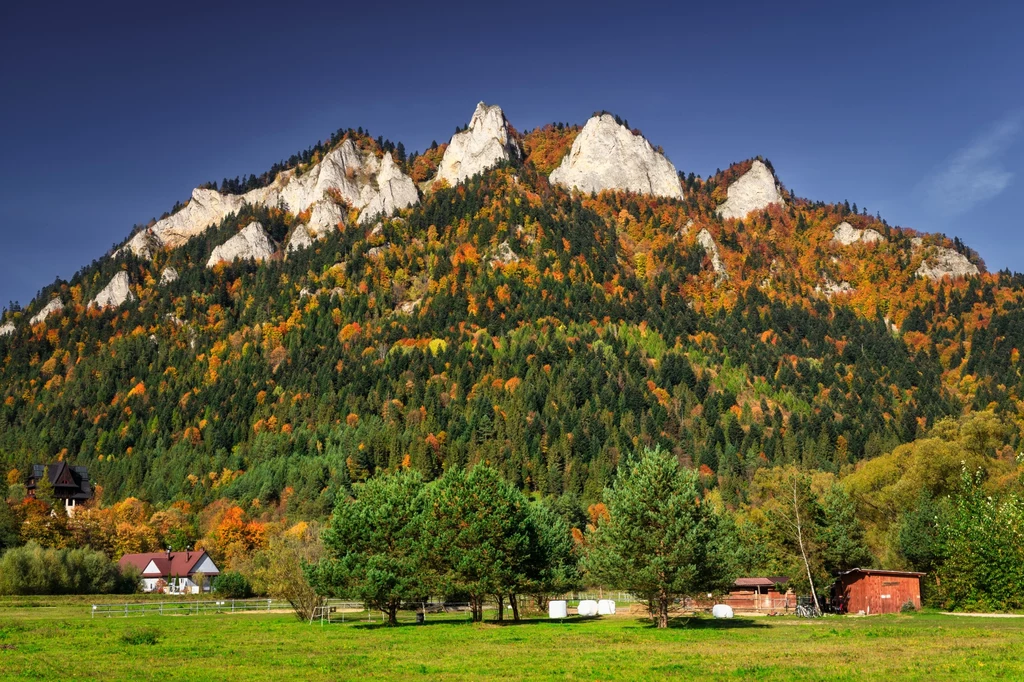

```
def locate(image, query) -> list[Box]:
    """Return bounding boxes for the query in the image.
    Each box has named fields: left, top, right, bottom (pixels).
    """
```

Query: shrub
left=213, top=571, right=253, bottom=598
left=0, top=542, right=138, bottom=595
left=121, top=626, right=160, bottom=645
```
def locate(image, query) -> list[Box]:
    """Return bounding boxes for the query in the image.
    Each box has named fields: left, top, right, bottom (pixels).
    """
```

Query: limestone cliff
left=549, top=115, right=683, bottom=199
left=832, top=221, right=884, bottom=246
left=716, top=160, right=784, bottom=220
left=916, top=247, right=980, bottom=280
left=436, top=103, right=522, bottom=186
left=125, top=142, right=417, bottom=257
left=30, top=298, right=64, bottom=325
left=207, top=222, right=275, bottom=268
left=89, top=272, right=136, bottom=308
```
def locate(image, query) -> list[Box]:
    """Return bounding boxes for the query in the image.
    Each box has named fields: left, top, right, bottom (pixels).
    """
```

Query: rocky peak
left=89, top=271, right=136, bottom=309
left=549, top=114, right=683, bottom=199
left=30, top=298, right=64, bottom=325
left=832, top=221, right=884, bottom=246
left=435, top=102, right=522, bottom=186
left=916, top=246, right=980, bottom=280
left=716, top=160, right=784, bottom=220
left=207, top=222, right=275, bottom=268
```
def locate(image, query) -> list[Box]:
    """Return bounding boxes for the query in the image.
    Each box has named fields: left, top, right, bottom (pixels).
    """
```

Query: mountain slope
left=0, top=104, right=1018, bottom=516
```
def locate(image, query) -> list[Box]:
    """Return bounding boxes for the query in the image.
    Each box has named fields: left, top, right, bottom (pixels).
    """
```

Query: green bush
left=121, top=626, right=160, bottom=645
left=0, top=542, right=138, bottom=595
left=212, top=571, right=253, bottom=598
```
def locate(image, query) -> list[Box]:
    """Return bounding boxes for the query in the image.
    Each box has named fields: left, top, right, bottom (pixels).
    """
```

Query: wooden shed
left=832, top=569, right=924, bottom=615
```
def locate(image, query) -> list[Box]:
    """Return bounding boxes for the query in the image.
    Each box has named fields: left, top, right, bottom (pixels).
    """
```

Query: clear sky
left=1, top=0, right=1021, bottom=308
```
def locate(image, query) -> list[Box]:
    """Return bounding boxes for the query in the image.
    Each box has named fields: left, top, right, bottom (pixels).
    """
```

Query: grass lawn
left=1, top=600, right=1022, bottom=681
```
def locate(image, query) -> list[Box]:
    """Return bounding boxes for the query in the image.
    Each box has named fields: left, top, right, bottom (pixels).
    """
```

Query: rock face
left=160, top=267, right=179, bottom=285
left=30, top=298, right=64, bottom=325
left=207, top=222, right=275, bottom=268
left=916, top=247, right=979, bottom=280
left=436, top=102, right=522, bottom=186
left=287, top=199, right=347, bottom=253
left=716, top=160, right=784, bottom=220
left=832, top=221, right=884, bottom=246
left=816, top=277, right=854, bottom=297
left=489, top=240, right=520, bottom=267
left=697, top=229, right=728, bottom=282
left=89, top=272, right=136, bottom=308
left=0, top=322, right=14, bottom=337
left=549, top=114, right=683, bottom=199
left=124, top=142, right=417, bottom=257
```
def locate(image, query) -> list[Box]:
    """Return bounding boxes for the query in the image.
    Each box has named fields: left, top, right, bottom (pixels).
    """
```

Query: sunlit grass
left=1, top=603, right=1022, bottom=680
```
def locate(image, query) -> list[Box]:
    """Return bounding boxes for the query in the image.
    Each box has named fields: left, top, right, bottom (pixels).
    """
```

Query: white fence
left=91, top=598, right=280, bottom=618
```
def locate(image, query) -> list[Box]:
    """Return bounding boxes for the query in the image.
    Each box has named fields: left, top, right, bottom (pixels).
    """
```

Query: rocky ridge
left=549, top=114, right=683, bottom=199
left=717, top=160, right=784, bottom=220
left=436, top=103, right=522, bottom=187
left=207, top=222, right=275, bottom=268
left=125, top=141, right=417, bottom=257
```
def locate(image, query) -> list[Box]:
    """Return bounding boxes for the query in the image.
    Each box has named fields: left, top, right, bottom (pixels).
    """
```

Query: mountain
left=0, top=103, right=1019, bottom=518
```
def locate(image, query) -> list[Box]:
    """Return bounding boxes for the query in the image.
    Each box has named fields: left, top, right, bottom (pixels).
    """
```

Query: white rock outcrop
left=89, top=272, right=135, bottom=309
left=916, top=247, right=979, bottom=280
left=832, top=222, right=884, bottom=246
left=436, top=102, right=522, bottom=186
left=489, top=240, right=520, bottom=267
left=160, top=267, right=179, bottom=285
left=30, top=298, right=64, bottom=325
left=549, top=114, right=683, bottom=199
left=286, top=225, right=315, bottom=253
left=124, top=142, right=417, bottom=257
left=716, top=160, right=784, bottom=220
left=816, top=278, right=854, bottom=297
left=207, top=222, right=275, bottom=268
left=0, top=322, right=14, bottom=337
left=286, top=199, right=348, bottom=253
left=697, top=228, right=728, bottom=282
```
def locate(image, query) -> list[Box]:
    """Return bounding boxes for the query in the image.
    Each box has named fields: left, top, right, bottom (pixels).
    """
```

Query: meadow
left=0, top=598, right=1022, bottom=681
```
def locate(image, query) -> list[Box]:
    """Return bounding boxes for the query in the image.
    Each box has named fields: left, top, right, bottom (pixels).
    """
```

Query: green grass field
left=1, top=599, right=1022, bottom=681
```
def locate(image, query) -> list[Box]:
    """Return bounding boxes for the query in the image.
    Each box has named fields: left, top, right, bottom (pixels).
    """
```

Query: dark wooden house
left=728, top=577, right=795, bottom=612
left=26, top=462, right=92, bottom=515
left=832, top=568, right=924, bottom=615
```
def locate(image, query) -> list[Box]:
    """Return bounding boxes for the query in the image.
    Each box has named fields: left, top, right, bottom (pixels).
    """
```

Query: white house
left=119, top=550, right=220, bottom=594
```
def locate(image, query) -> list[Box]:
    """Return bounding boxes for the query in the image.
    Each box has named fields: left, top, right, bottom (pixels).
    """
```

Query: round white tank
left=548, top=600, right=568, bottom=618
left=577, top=600, right=599, bottom=616
left=597, top=599, right=616, bottom=615
left=712, top=604, right=734, bottom=619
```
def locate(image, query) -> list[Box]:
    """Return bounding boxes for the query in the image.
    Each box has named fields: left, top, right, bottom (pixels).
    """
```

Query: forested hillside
left=1, top=107, right=1023, bottom=605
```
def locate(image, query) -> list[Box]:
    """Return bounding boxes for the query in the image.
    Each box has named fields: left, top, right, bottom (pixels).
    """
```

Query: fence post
left=124, top=603, right=128, bottom=618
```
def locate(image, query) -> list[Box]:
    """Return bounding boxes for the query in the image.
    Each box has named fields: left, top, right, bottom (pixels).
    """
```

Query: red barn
left=833, top=568, right=924, bottom=615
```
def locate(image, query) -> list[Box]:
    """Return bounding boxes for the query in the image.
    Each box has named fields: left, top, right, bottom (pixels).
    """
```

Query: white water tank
left=597, top=599, right=616, bottom=615
left=577, top=600, right=599, bottom=616
left=712, top=604, right=734, bottom=619
left=548, top=600, right=567, bottom=618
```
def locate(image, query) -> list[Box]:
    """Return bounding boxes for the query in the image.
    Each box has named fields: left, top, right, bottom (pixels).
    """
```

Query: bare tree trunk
left=658, top=590, right=669, bottom=628
left=494, top=594, right=504, bottom=621
left=510, top=593, right=520, bottom=621
left=792, top=479, right=821, bottom=613
left=387, top=601, right=398, bottom=626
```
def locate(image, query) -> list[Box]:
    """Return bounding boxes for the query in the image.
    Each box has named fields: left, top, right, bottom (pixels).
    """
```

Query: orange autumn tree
left=198, top=505, right=266, bottom=569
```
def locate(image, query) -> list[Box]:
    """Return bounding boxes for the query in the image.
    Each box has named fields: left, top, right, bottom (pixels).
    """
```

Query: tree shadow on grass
left=350, top=616, right=600, bottom=630
left=662, top=616, right=770, bottom=630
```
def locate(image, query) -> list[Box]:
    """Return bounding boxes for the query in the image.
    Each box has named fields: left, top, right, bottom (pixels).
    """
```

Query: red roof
left=734, top=576, right=790, bottom=587
left=118, top=551, right=219, bottom=578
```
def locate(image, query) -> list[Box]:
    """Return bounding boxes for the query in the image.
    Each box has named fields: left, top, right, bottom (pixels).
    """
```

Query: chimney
left=166, top=547, right=172, bottom=561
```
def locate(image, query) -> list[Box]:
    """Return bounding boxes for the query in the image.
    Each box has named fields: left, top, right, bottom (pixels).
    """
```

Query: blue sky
left=1, top=0, right=1021, bottom=307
